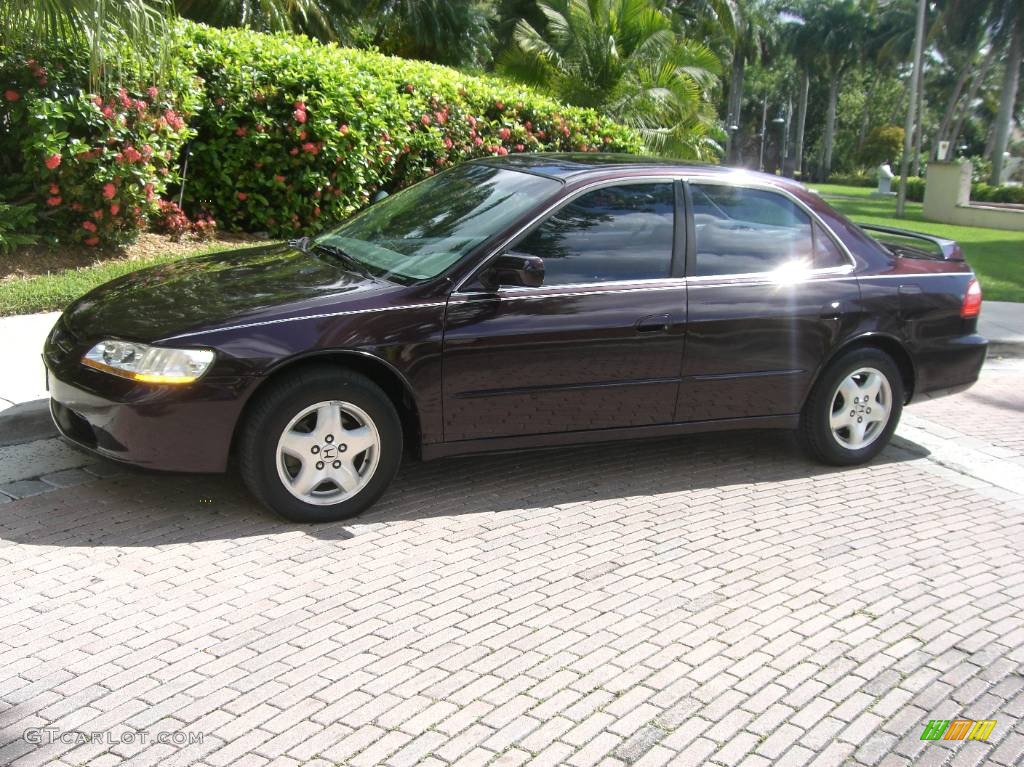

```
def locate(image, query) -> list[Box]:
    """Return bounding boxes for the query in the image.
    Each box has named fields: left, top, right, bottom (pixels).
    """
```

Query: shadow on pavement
left=0, top=428, right=930, bottom=548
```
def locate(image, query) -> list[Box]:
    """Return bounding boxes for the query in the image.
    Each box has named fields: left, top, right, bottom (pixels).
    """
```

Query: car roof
left=470, top=153, right=808, bottom=191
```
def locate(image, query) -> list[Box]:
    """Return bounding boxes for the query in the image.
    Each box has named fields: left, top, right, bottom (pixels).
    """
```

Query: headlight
left=82, top=340, right=215, bottom=384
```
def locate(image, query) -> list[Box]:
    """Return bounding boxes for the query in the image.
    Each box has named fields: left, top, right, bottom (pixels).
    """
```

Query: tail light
left=960, top=278, right=982, bottom=319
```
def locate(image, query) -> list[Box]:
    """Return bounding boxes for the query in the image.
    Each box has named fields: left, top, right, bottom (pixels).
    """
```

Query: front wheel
left=799, top=348, right=904, bottom=466
left=239, top=366, right=402, bottom=522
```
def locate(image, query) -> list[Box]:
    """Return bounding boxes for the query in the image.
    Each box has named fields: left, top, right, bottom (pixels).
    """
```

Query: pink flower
left=274, top=174, right=285, bottom=183
left=235, top=127, right=247, bottom=137
left=473, top=136, right=483, bottom=147
left=84, top=236, right=99, bottom=246
left=405, top=83, right=415, bottom=93
left=144, top=183, right=154, bottom=201
left=91, top=95, right=103, bottom=107
left=293, top=100, right=306, bottom=110
left=44, top=154, right=61, bottom=170
left=82, top=220, right=97, bottom=232
left=292, top=109, right=306, bottom=123
left=237, top=191, right=247, bottom=201
left=289, top=147, right=299, bottom=156
left=92, top=210, right=103, bottom=220
left=497, top=146, right=509, bottom=156
left=498, top=127, right=511, bottom=141
left=48, top=183, right=59, bottom=194
left=443, top=137, right=453, bottom=150
left=420, top=113, right=431, bottom=126
left=147, top=86, right=159, bottom=100
left=102, top=183, right=116, bottom=199
left=302, top=142, right=319, bottom=155
left=46, top=196, right=61, bottom=206
left=4, top=90, right=19, bottom=102
left=102, top=106, right=114, bottom=119
left=495, top=100, right=505, bottom=110
left=515, top=144, right=525, bottom=153
left=338, top=123, right=349, bottom=134
left=109, top=203, right=120, bottom=215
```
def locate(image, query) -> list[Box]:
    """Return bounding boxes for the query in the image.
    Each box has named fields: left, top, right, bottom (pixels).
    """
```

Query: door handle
left=819, top=300, right=843, bottom=321
left=636, top=314, right=671, bottom=333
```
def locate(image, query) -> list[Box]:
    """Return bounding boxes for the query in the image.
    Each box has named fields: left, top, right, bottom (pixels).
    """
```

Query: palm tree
left=990, top=0, right=1022, bottom=184
left=0, top=0, right=175, bottom=87
left=500, top=0, right=723, bottom=159
left=723, top=0, right=780, bottom=164
left=0, top=0, right=341, bottom=86
left=365, top=0, right=495, bottom=66
left=799, top=0, right=867, bottom=179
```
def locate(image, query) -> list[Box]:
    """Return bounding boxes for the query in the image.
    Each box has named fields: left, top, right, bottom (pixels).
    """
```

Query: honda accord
left=45, top=154, right=988, bottom=522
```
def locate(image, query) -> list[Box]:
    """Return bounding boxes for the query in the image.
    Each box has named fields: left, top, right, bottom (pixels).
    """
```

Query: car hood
left=63, top=242, right=396, bottom=343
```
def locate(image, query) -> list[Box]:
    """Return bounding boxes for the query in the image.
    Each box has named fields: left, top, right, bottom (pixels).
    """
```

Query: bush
left=152, top=199, right=217, bottom=239
left=1, top=24, right=641, bottom=246
left=858, top=125, right=903, bottom=168
left=179, top=24, right=643, bottom=237
left=971, top=182, right=1024, bottom=205
left=0, top=201, right=39, bottom=252
left=0, top=44, right=198, bottom=247
left=826, top=173, right=875, bottom=187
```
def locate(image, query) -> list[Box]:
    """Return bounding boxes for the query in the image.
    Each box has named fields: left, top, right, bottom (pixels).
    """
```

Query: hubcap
left=275, top=400, right=380, bottom=506
left=829, top=367, right=892, bottom=450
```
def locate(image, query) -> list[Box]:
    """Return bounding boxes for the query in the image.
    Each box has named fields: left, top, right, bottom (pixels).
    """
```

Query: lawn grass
left=0, top=243, right=251, bottom=317
left=811, top=182, right=1024, bottom=302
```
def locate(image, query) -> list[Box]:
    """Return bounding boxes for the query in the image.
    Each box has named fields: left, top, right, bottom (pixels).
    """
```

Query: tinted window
left=812, top=221, right=848, bottom=268
left=513, top=183, right=675, bottom=285
left=317, top=164, right=559, bottom=282
left=691, top=184, right=816, bottom=276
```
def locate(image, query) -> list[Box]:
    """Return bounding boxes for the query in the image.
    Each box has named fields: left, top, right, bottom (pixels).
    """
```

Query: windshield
left=314, top=163, right=560, bottom=282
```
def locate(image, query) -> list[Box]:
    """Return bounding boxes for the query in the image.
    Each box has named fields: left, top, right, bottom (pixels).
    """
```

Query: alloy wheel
left=829, top=366, right=892, bottom=450
left=275, top=400, right=381, bottom=505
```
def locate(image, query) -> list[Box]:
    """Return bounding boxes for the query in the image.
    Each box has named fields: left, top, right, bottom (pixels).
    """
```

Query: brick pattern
left=1, top=371, right=1023, bottom=766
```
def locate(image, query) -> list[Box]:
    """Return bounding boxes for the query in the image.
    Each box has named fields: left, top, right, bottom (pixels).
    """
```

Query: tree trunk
left=912, top=68, right=925, bottom=176
left=897, top=0, right=926, bottom=217
left=726, top=54, right=745, bottom=164
left=934, top=65, right=971, bottom=158
left=857, top=78, right=877, bottom=153
left=822, top=77, right=840, bottom=180
left=794, top=68, right=809, bottom=176
left=990, top=15, right=1022, bottom=185
left=949, top=44, right=997, bottom=148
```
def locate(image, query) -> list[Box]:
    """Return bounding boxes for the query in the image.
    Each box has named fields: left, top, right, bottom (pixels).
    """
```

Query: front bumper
left=46, top=361, right=256, bottom=474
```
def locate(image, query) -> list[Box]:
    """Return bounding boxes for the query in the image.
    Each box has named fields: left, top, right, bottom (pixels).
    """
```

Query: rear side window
left=513, top=183, right=675, bottom=285
left=691, top=184, right=834, bottom=276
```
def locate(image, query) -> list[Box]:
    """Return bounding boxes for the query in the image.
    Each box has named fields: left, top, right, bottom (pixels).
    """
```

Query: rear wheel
left=239, top=366, right=402, bottom=522
left=799, top=348, right=904, bottom=465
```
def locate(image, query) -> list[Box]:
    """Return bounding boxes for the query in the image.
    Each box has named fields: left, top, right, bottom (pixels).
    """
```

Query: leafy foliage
left=0, top=200, right=39, bottom=252
left=500, top=0, right=722, bottom=159
left=0, top=41, right=198, bottom=246
left=0, top=21, right=640, bottom=245
left=179, top=22, right=642, bottom=236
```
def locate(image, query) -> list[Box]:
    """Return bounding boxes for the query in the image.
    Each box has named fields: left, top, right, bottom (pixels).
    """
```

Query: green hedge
left=0, top=23, right=642, bottom=246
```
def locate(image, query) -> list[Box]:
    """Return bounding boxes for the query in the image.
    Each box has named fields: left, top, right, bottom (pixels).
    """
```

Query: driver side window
left=512, top=183, right=675, bottom=286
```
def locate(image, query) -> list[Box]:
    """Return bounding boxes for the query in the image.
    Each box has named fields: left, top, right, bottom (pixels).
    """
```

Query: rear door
left=677, top=180, right=861, bottom=422
left=443, top=179, right=687, bottom=442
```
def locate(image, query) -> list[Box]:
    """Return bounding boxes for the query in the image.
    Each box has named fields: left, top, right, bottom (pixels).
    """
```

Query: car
left=44, top=154, right=988, bottom=522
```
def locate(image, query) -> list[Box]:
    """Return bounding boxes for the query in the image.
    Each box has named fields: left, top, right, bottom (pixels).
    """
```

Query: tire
left=239, top=365, right=402, bottom=523
left=798, top=347, right=904, bottom=466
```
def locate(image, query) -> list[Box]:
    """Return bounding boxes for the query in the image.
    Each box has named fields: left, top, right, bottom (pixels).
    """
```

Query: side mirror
left=482, top=252, right=545, bottom=290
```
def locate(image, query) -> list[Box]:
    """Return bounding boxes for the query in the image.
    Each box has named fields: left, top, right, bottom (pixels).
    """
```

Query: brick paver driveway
left=1, top=361, right=1023, bottom=767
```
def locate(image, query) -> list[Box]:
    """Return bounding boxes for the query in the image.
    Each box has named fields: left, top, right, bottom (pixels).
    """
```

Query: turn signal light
left=960, top=278, right=982, bottom=319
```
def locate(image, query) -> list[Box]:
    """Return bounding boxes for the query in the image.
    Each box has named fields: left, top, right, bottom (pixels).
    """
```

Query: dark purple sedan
left=45, top=154, right=987, bottom=522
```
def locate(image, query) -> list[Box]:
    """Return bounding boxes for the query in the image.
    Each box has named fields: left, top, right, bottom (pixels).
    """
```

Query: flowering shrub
left=1, top=23, right=641, bottom=245
left=152, top=199, right=217, bottom=239
left=180, top=24, right=642, bottom=236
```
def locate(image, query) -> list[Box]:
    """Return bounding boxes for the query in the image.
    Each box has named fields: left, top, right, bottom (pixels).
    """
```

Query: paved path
left=1, top=357, right=1023, bottom=767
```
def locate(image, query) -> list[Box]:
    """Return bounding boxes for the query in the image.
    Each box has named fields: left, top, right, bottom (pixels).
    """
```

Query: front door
left=678, top=181, right=861, bottom=421
left=443, top=180, right=687, bottom=442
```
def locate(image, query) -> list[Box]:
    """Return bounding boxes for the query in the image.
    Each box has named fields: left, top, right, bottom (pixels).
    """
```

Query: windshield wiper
left=287, top=236, right=311, bottom=253
left=311, top=242, right=378, bottom=281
